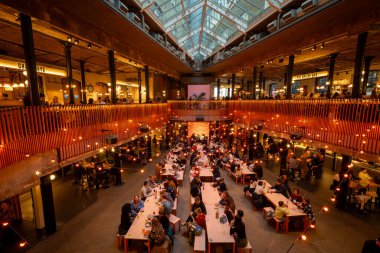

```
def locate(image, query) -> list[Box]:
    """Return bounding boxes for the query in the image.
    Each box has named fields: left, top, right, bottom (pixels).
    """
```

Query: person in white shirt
left=254, top=181, right=265, bottom=195
left=140, top=181, right=152, bottom=201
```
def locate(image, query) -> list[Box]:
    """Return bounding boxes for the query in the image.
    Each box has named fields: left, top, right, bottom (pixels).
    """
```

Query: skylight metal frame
left=135, top=0, right=284, bottom=59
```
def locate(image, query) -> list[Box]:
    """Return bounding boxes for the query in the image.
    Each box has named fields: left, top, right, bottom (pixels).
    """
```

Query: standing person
left=336, top=168, right=350, bottom=210
left=230, top=210, right=248, bottom=248
left=288, top=155, right=299, bottom=180
left=311, top=154, right=321, bottom=179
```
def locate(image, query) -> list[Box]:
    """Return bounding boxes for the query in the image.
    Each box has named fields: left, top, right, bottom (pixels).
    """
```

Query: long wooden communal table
left=123, top=202, right=159, bottom=253
left=264, top=192, right=307, bottom=233
left=241, top=166, right=256, bottom=185
left=124, top=186, right=163, bottom=253
left=201, top=183, right=235, bottom=253
left=199, top=167, right=214, bottom=182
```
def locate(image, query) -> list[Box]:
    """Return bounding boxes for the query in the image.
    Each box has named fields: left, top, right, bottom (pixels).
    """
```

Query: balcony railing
left=0, top=104, right=168, bottom=170
left=1, top=99, right=379, bottom=170
left=168, top=99, right=380, bottom=160
left=167, top=100, right=230, bottom=121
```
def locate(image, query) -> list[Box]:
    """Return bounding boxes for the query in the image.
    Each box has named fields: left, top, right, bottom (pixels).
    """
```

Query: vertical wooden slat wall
left=0, top=104, right=168, bottom=171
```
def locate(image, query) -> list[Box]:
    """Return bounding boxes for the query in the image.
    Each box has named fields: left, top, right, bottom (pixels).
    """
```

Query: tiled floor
left=9, top=153, right=380, bottom=253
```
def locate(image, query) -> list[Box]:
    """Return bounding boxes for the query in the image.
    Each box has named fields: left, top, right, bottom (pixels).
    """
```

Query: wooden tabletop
left=124, top=202, right=160, bottom=240
left=264, top=193, right=306, bottom=217
left=242, top=166, right=255, bottom=175
left=200, top=183, right=234, bottom=244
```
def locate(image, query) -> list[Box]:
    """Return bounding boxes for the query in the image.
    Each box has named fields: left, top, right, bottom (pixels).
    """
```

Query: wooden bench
left=172, top=197, right=178, bottom=215
left=263, top=207, right=274, bottom=220
left=169, top=214, right=181, bottom=234
left=238, top=240, right=252, bottom=253
left=273, top=217, right=286, bottom=233
left=230, top=172, right=241, bottom=184
left=194, top=229, right=206, bottom=253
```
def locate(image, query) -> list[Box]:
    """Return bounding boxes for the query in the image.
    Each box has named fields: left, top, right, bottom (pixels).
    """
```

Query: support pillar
left=231, top=74, right=236, bottom=99
left=178, top=79, right=182, bottom=99
left=63, top=42, right=75, bottom=104
left=217, top=78, right=220, bottom=99
left=227, top=79, right=231, bottom=98
left=108, top=50, right=117, bottom=104
left=352, top=32, right=368, bottom=98
left=145, top=65, right=150, bottom=102
left=286, top=55, right=295, bottom=99
left=283, top=66, right=288, bottom=96
left=164, top=75, right=168, bottom=102
left=20, top=13, right=40, bottom=106
left=262, top=77, right=266, bottom=98
left=80, top=61, right=87, bottom=104
left=258, top=71, right=263, bottom=99
left=40, top=175, right=56, bottom=234
left=314, top=77, right=319, bottom=95
left=361, top=56, right=374, bottom=95
left=327, top=53, right=338, bottom=99
left=241, top=77, right=245, bottom=97
left=252, top=67, right=257, bottom=100
left=331, top=152, right=337, bottom=171
left=138, top=69, right=142, bottom=104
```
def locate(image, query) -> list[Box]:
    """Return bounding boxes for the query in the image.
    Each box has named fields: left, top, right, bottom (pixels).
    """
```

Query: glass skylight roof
left=137, top=0, right=284, bottom=60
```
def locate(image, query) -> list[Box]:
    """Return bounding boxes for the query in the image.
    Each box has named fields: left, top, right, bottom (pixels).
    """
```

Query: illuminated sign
left=292, top=71, right=328, bottom=81
left=0, top=59, right=66, bottom=76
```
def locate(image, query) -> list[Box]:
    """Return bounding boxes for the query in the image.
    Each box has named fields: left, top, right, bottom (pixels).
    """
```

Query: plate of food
left=145, top=222, right=151, bottom=228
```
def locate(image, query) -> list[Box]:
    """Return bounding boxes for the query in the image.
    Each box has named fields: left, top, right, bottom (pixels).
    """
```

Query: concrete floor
left=18, top=154, right=380, bottom=253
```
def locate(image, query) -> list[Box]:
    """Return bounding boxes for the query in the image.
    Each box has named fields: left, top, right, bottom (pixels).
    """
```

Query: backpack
left=266, top=210, right=275, bottom=221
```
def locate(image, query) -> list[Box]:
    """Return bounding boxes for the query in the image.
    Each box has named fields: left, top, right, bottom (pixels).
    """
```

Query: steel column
left=286, top=55, right=295, bottom=99
left=80, top=61, right=87, bottom=104
left=327, top=53, right=338, bottom=99
left=352, top=32, right=367, bottom=98
left=20, top=13, right=40, bottom=106
left=252, top=67, right=257, bottom=100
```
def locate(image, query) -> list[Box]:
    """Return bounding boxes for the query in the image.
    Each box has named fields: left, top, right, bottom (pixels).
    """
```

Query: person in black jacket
left=230, top=210, right=248, bottom=248
left=270, top=178, right=289, bottom=198
left=118, top=203, right=132, bottom=236
left=218, top=177, right=227, bottom=193
left=212, top=165, right=221, bottom=180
